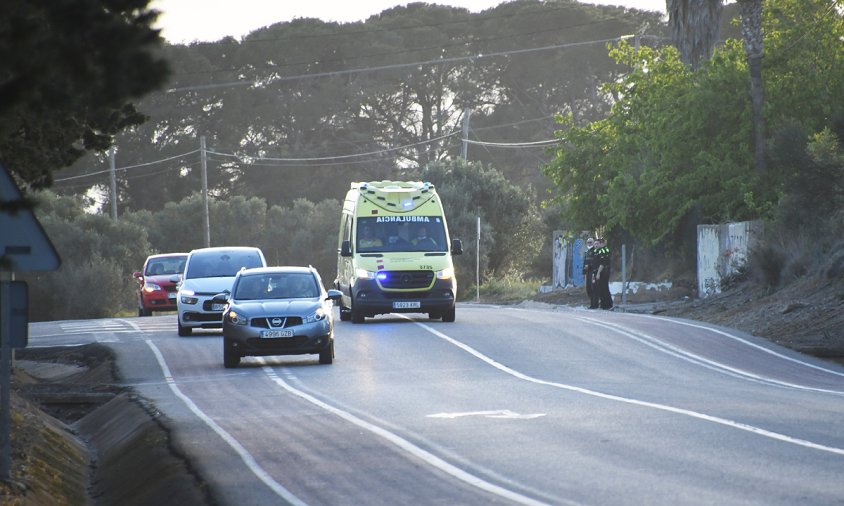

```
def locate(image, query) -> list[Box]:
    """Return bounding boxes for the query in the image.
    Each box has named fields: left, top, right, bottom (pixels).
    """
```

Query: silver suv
left=176, top=246, right=266, bottom=336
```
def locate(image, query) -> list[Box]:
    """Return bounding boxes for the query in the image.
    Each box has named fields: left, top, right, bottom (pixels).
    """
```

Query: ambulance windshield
left=356, top=216, right=447, bottom=253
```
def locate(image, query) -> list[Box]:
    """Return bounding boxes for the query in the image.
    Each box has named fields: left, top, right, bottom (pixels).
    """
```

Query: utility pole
left=461, top=107, right=471, bottom=159
left=476, top=215, right=480, bottom=302
left=200, top=136, right=211, bottom=248
left=109, top=149, right=118, bottom=220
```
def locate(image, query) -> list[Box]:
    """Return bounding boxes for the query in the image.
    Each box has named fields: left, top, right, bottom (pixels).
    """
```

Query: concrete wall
left=552, top=232, right=588, bottom=289
left=697, top=220, right=761, bottom=298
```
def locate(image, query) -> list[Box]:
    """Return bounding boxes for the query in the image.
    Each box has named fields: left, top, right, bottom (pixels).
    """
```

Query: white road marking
left=427, top=410, right=546, bottom=420
left=144, top=340, right=308, bottom=506
left=577, top=316, right=844, bottom=396
left=638, top=313, right=844, bottom=377
left=259, top=360, right=553, bottom=506
left=402, top=316, right=844, bottom=457
left=504, top=305, right=844, bottom=378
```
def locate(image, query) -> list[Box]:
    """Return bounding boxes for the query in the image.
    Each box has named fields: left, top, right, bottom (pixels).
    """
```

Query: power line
left=168, top=35, right=634, bottom=93
left=54, top=149, right=199, bottom=182
left=205, top=131, right=460, bottom=163
left=465, top=138, right=559, bottom=148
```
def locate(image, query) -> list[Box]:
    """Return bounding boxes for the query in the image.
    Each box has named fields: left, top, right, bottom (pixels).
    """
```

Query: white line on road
left=577, top=316, right=844, bottom=396
left=144, top=340, right=308, bottom=506
left=259, top=360, right=554, bottom=506
left=403, top=316, right=844, bottom=457
left=427, top=410, right=546, bottom=420
left=637, top=314, right=844, bottom=378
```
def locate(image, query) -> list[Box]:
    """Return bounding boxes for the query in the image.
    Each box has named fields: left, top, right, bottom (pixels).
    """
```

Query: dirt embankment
left=531, top=273, right=844, bottom=363
left=0, top=344, right=214, bottom=505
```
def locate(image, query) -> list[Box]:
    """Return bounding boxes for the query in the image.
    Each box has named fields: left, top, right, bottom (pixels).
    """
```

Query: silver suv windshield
left=234, top=273, right=319, bottom=300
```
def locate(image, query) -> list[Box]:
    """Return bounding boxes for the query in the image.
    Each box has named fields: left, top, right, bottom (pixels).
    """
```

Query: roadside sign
left=1, top=163, right=60, bottom=480
left=3, top=281, right=28, bottom=348
left=0, top=164, right=61, bottom=272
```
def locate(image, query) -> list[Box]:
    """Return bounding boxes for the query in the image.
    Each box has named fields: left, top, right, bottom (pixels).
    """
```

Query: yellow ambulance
left=335, top=181, right=463, bottom=323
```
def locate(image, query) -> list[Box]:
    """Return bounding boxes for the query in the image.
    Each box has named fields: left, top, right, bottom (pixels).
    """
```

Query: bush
left=27, top=254, right=132, bottom=321
left=470, top=270, right=542, bottom=303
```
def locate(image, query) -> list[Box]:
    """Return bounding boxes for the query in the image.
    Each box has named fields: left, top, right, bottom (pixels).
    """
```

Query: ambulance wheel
left=351, top=304, right=365, bottom=324
left=339, top=305, right=351, bottom=321
left=442, top=306, right=456, bottom=322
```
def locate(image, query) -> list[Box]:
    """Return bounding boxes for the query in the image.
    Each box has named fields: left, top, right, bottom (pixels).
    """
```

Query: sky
left=151, top=0, right=667, bottom=44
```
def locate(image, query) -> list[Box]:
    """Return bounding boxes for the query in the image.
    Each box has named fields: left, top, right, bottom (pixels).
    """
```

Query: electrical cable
left=167, top=35, right=634, bottom=93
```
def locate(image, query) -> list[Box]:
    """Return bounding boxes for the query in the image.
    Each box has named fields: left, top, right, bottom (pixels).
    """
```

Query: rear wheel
left=350, top=298, right=365, bottom=324
left=339, top=305, right=351, bottom=321
left=178, top=320, right=192, bottom=336
left=442, top=306, right=456, bottom=322
left=319, top=340, right=334, bottom=365
left=138, top=307, right=152, bottom=317
left=223, top=338, right=240, bottom=368
left=428, top=312, right=442, bottom=320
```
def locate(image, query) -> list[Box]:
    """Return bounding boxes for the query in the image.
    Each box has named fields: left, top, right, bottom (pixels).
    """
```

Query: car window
left=186, top=250, right=263, bottom=279
left=235, top=273, right=318, bottom=300
left=146, top=256, right=187, bottom=276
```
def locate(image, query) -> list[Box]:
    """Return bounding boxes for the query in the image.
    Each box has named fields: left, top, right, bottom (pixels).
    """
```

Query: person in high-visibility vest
left=592, top=237, right=613, bottom=310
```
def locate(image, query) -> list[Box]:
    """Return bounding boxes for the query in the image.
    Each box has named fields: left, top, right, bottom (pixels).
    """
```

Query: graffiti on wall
left=697, top=221, right=761, bottom=298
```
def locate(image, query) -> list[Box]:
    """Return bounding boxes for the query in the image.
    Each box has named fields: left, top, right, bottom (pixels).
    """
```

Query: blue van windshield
left=356, top=216, right=447, bottom=253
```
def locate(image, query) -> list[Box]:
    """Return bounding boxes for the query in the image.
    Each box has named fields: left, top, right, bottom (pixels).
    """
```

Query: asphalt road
left=28, top=304, right=844, bottom=505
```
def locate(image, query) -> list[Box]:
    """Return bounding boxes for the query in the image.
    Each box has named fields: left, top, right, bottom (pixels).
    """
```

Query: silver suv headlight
left=304, top=307, right=326, bottom=324
left=226, top=309, right=248, bottom=325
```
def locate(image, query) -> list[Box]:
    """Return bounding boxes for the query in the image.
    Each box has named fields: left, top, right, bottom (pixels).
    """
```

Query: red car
left=133, top=253, right=188, bottom=316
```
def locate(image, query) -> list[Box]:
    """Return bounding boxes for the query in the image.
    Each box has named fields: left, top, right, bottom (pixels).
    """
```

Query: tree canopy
left=50, top=0, right=661, bottom=212
left=544, top=0, right=844, bottom=250
left=0, top=0, right=170, bottom=189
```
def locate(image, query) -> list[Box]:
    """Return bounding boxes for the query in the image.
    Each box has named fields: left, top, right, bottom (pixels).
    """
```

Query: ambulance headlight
left=436, top=267, right=454, bottom=280
left=356, top=268, right=376, bottom=280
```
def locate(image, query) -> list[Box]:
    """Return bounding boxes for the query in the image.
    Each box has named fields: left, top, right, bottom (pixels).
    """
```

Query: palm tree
left=667, top=0, right=766, bottom=173
left=666, top=0, right=723, bottom=70
left=737, top=0, right=766, bottom=173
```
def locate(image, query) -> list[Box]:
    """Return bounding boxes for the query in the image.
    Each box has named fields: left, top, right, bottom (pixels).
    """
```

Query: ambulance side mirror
left=451, top=239, right=463, bottom=255
left=340, top=240, right=353, bottom=257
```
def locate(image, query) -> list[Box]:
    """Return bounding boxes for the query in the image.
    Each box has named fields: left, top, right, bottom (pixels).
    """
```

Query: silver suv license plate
left=262, top=329, right=294, bottom=338
left=393, top=301, right=421, bottom=309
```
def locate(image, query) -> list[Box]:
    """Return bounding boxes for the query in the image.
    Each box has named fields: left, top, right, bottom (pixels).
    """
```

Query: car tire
left=178, top=320, right=192, bottom=336
left=223, top=338, right=240, bottom=368
left=339, top=305, right=351, bottom=321
left=319, top=340, right=334, bottom=365
left=138, top=307, right=152, bottom=317
left=351, top=305, right=365, bottom=324
left=428, top=312, right=442, bottom=320
left=350, top=296, right=365, bottom=323
left=442, top=306, right=456, bottom=322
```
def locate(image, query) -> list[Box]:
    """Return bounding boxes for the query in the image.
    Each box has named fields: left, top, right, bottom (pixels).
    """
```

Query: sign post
left=0, top=164, right=61, bottom=481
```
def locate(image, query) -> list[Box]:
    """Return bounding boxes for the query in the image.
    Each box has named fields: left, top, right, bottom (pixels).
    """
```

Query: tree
left=546, top=0, right=844, bottom=252
left=737, top=0, right=766, bottom=173
left=54, top=1, right=662, bottom=212
left=420, top=159, right=543, bottom=292
left=0, top=0, right=170, bottom=189
left=667, top=0, right=724, bottom=69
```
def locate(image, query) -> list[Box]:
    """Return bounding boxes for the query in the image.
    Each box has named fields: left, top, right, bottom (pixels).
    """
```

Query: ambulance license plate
left=393, top=301, right=421, bottom=309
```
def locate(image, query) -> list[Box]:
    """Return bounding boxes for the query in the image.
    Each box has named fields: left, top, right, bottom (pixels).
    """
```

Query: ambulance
left=335, top=181, right=462, bottom=323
